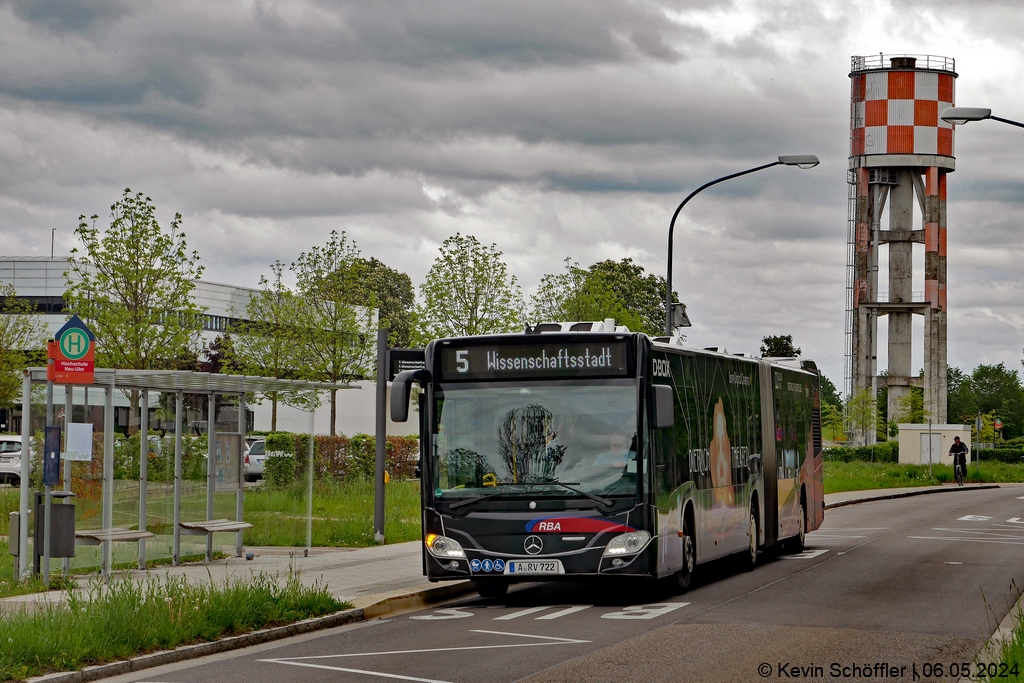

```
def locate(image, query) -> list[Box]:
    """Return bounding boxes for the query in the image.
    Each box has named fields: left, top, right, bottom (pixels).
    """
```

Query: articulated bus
left=391, top=320, right=824, bottom=597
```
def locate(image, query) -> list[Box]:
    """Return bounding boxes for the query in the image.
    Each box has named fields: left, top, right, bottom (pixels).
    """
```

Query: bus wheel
left=473, top=579, right=509, bottom=598
left=785, top=499, right=806, bottom=554
left=738, top=507, right=758, bottom=572
left=676, top=518, right=695, bottom=593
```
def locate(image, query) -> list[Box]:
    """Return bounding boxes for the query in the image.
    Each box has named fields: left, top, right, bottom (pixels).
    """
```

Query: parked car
left=0, top=435, right=27, bottom=486
left=244, top=438, right=266, bottom=482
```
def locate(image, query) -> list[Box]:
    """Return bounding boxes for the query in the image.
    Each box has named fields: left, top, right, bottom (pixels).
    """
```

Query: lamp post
left=664, top=155, right=820, bottom=335
left=941, top=107, right=1024, bottom=129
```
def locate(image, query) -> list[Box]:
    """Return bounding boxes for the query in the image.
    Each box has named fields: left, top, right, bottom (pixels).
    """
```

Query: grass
left=824, top=461, right=1024, bottom=494
left=242, top=479, right=422, bottom=547
left=981, top=601, right=1024, bottom=682
left=0, top=571, right=348, bottom=681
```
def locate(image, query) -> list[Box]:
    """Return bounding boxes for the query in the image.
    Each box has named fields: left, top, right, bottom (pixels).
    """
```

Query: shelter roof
left=25, top=368, right=357, bottom=394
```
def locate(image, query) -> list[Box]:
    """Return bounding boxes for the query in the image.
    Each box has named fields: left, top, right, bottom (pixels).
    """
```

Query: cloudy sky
left=1, top=0, right=1022, bottom=390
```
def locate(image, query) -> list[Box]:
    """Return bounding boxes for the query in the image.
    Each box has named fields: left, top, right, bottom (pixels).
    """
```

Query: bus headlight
left=602, top=531, right=650, bottom=556
left=425, top=533, right=467, bottom=559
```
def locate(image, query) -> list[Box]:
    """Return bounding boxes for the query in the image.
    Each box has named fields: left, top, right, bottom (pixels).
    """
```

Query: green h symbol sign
left=60, top=329, right=89, bottom=360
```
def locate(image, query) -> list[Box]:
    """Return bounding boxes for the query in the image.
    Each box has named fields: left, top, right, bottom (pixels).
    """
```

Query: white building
left=0, top=256, right=415, bottom=436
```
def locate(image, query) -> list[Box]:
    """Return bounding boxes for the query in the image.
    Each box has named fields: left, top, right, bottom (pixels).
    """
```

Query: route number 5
left=456, top=350, right=469, bottom=373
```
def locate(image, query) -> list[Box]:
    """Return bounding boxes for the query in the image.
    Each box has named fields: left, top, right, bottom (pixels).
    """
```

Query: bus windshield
left=432, top=380, right=638, bottom=500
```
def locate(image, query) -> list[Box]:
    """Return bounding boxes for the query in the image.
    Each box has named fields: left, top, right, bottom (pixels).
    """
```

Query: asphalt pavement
left=95, top=485, right=1024, bottom=683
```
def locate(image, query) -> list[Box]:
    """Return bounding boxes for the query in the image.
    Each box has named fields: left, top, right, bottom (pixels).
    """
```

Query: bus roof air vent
left=703, top=346, right=728, bottom=354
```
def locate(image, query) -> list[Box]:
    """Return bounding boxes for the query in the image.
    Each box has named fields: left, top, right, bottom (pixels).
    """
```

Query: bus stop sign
left=47, top=315, right=96, bottom=384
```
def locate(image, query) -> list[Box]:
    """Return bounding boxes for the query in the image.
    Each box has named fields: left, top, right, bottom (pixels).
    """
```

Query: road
left=112, top=486, right=1024, bottom=683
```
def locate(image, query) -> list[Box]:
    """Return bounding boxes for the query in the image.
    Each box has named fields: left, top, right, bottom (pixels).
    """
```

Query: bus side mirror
left=653, top=385, right=674, bottom=429
left=391, top=369, right=431, bottom=423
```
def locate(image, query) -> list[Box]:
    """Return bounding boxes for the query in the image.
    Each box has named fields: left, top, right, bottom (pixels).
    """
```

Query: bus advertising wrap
left=439, top=341, right=630, bottom=381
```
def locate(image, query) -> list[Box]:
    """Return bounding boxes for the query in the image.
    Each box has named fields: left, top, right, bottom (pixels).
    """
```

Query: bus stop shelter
left=18, top=368, right=354, bottom=579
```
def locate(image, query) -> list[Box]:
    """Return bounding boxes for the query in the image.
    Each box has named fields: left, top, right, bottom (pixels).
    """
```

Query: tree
left=586, top=258, right=675, bottom=336
left=760, top=335, right=801, bottom=358
left=292, top=231, right=375, bottom=435
left=891, top=387, right=929, bottom=424
left=819, top=375, right=842, bottom=409
left=419, top=234, right=523, bottom=338
left=845, top=388, right=877, bottom=446
left=230, top=262, right=307, bottom=431
left=530, top=258, right=644, bottom=331
left=820, top=402, right=845, bottom=442
left=197, top=335, right=235, bottom=374
left=352, top=258, right=416, bottom=348
left=0, top=285, right=44, bottom=408
left=65, top=189, right=205, bottom=432
left=970, top=363, right=1023, bottom=439
left=947, top=365, right=976, bottom=424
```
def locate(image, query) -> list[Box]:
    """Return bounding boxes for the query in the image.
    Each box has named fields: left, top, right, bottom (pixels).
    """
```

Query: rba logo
left=652, top=358, right=672, bottom=378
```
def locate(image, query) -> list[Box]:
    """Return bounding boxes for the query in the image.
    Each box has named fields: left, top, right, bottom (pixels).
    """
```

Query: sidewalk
left=2, top=482, right=1017, bottom=614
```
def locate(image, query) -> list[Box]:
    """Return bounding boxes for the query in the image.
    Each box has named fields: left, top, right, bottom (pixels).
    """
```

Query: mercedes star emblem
left=524, top=535, right=543, bottom=555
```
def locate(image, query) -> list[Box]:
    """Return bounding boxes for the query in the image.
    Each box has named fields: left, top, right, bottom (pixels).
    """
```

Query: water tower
left=845, top=54, right=956, bottom=443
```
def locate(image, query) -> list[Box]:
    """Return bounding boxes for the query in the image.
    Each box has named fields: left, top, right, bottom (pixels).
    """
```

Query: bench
left=75, top=528, right=155, bottom=546
left=179, top=519, right=253, bottom=561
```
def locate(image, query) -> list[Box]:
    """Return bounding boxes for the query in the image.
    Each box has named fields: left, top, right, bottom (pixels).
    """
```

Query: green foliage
left=0, top=572, right=345, bottom=681
left=264, top=455, right=297, bottom=488
left=586, top=258, right=674, bottom=336
left=976, top=447, right=1024, bottom=464
left=823, top=442, right=899, bottom=463
left=530, top=258, right=644, bottom=332
left=760, top=334, right=800, bottom=357
left=825, top=460, right=1024, bottom=494
left=292, top=231, right=375, bottom=435
left=947, top=363, right=1024, bottom=439
left=0, top=283, right=44, bottom=408
left=892, top=387, right=930, bottom=424
left=352, top=257, right=417, bottom=348
left=64, top=189, right=205, bottom=371
left=819, top=375, right=842, bottom=409
left=242, top=479, right=422, bottom=547
left=821, top=403, right=845, bottom=442
left=419, top=233, right=523, bottom=339
left=845, top=387, right=880, bottom=444
left=265, top=432, right=296, bottom=454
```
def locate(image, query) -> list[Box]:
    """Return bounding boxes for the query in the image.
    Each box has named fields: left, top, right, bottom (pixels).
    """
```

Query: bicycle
left=954, top=462, right=964, bottom=487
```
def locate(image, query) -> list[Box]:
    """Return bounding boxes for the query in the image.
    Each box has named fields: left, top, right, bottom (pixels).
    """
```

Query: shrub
left=264, top=454, right=297, bottom=488
left=823, top=441, right=899, bottom=463
left=976, top=448, right=1024, bottom=464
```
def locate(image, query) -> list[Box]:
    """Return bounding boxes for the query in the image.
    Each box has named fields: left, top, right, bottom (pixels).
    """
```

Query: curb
left=27, top=580, right=476, bottom=683
left=957, top=589, right=1024, bottom=683
left=825, top=484, right=1001, bottom=510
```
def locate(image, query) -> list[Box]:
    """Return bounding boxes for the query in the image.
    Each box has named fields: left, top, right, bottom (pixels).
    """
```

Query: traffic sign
left=47, top=315, right=96, bottom=384
left=994, top=418, right=1003, bottom=431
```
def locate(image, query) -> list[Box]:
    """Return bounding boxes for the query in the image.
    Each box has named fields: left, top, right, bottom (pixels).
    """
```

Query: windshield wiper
left=446, top=489, right=510, bottom=510
left=447, top=481, right=612, bottom=510
left=544, top=482, right=613, bottom=507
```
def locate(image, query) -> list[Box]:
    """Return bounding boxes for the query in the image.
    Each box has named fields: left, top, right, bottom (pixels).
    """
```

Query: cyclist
left=949, top=435, right=968, bottom=486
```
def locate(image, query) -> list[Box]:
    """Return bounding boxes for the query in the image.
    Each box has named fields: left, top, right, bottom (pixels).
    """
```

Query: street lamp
left=941, top=107, right=1024, bottom=129
left=663, top=155, right=820, bottom=335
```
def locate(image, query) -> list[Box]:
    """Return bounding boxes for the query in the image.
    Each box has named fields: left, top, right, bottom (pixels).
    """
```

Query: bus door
left=651, top=356, right=682, bottom=576
left=758, top=361, right=779, bottom=548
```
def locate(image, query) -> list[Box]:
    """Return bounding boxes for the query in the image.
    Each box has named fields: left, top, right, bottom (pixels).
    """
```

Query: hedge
left=975, top=448, right=1024, bottom=464
left=260, top=432, right=419, bottom=488
left=823, top=441, right=899, bottom=463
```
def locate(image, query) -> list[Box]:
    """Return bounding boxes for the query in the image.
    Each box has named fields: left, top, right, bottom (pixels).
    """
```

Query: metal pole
left=664, top=161, right=781, bottom=335
left=374, top=329, right=388, bottom=544
left=138, top=390, right=148, bottom=569
left=206, top=393, right=215, bottom=562
left=102, top=381, right=114, bottom=579
left=44, top=378, right=53, bottom=583
left=928, top=418, right=934, bottom=479
left=236, top=393, right=245, bottom=558
left=63, top=385, right=71, bottom=575
left=18, top=373, right=30, bottom=579
left=306, top=393, right=315, bottom=553
left=172, top=391, right=183, bottom=566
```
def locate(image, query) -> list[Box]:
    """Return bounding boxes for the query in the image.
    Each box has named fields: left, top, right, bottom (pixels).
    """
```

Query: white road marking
left=779, top=549, right=829, bottom=560
left=261, top=660, right=452, bottom=682
left=945, top=562, right=963, bottom=565
left=469, top=630, right=590, bottom=643
left=805, top=535, right=865, bottom=539
left=812, top=527, right=890, bottom=531
left=908, top=536, right=1024, bottom=545
left=409, top=608, right=474, bottom=620
left=601, top=602, right=689, bottom=620
left=259, top=631, right=591, bottom=662
left=493, top=606, right=552, bottom=620
left=535, top=605, right=592, bottom=620
left=1017, top=496, right=1024, bottom=500
left=957, top=515, right=993, bottom=521
left=931, top=528, right=1024, bottom=539
left=1006, top=518, right=1024, bottom=524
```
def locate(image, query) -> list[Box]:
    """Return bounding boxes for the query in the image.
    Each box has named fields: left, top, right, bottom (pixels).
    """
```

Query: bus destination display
left=439, top=341, right=630, bottom=381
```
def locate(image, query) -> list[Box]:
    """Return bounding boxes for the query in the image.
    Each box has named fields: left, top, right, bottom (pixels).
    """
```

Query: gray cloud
left=0, top=0, right=1022, bottom=387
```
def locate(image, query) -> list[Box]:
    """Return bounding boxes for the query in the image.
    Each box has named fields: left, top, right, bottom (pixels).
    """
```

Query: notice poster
left=65, top=423, right=94, bottom=461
